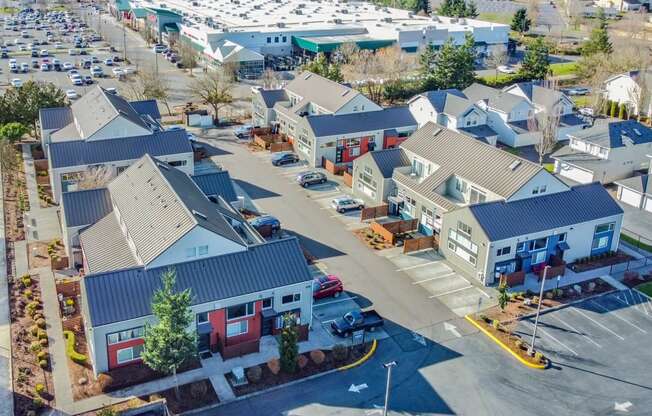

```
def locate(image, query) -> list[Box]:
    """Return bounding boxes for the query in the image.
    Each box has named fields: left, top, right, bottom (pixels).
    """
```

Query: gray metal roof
left=81, top=237, right=312, bottom=327
left=463, top=83, right=527, bottom=113
left=61, top=188, right=112, bottom=227
left=130, top=99, right=162, bottom=120
left=551, top=145, right=607, bottom=172
left=368, top=148, right=409, bottom=178
left=79, top=213, right=140, bottom=274
left=569, top=120, right=652, bottom=149
left=506, top=82, right=570, bottom=109
left=458, top=125, right=498, bottom=140
left=39, top=107, right=73, bottom=131
left=257, top=89, right=288, bottom=108
left=192, top=171, right=238, bottom=202
left=48, top=129, right=193, bottom=169
left=615, top=175, right=652, bottom=195
left=305, top=107, right=417, bottom=137
left=395, top=122, right=544, bottom=205
left=416, top=89, right=474, bottom=117
left=285, top=71, right=362, bottom=113
left=469, top=182, right=623, bottom=241
left=107, top=155, right=245, bottom=265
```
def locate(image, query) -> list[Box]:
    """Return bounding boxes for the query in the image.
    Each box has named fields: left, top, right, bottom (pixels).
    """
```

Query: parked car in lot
left=331, top=197, right=364, bottom=213
left=271, top=152, right=299, bottom=166
left=65, top=89, right=78, bottom=99
left=90, top=56, right=99, bottom=63
left=39, top=49, right=48, bottom=56
left=497, top=65, right=516, bottom=74
left=31, top=59, right=39, bottom=68
left=331, top=310, right=384, bottom=337
left=31, top=49, right=38, bottom=57
left=112, top=67, right=123, bottom=76
left=68, top=48, right=77, bottom=55
left=248, top=215, right=281, bottom=234
left=90, top=66, right=103, bottom=77
left=19, top=63, right=29, bottom=73
left=40, top=63, right=49, bottom=71
left=10, top=78, right=22, bottom=88
left=313, top=275, right=343, bottom=299
left=70, top=74, right=83, bottom=86
left=153, top=44, right=166, bottom=53
left=233, top=124, right=253, bottom=138
left=62, top=61, right=73, bottom=70
left=83, top=75, right=93, bottom=84
left=566, top=87, right=590, bottom=96
left=0, top=51, right=8, bottom=59
left=296, top=171, right=327, bottom=187
left=104, top=58, right=113, bottom=66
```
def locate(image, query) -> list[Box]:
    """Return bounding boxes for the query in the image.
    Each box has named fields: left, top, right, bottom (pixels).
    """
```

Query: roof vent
left=341, top=90, right=350, bottom=96
left=192, top=210, right=207, bottom=220
left=509, top=160, right=522, bottom=171
left=634, top=128, right=642, bottom=136
left=304, top=73, right=312, bottom=80
left=157, top=162, right=169, bottom=170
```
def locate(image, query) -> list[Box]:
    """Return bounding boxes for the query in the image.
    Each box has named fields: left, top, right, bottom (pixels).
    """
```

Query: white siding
left=86, top=116, right=151, bottom=141
left=336, top=94, right=382, bottom=115
left=408, top=97, right=437, bottom=127
left=508, top=170, right=570, bottom=201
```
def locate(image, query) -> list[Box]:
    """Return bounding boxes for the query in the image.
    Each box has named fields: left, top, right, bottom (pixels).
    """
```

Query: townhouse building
left=73, top=155, right=312, bottom=374
left=603, top=71, right=652, bottom=117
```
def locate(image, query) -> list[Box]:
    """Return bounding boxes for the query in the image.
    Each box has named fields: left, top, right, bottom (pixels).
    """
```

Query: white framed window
left=496, top=246, right=511, bottom=256
left=592, top=236, right=609, bottom=250
left=226, top=302, right=255, bottom=321
left=116, top=344, right=144, bottom=364
left=262, top=297, right=273, bottom=310
left=532, top=250, right=546, bottom=265
left=457, top=221, right=472, bottom=237
left=558, top=233, right=567, bottom=243
left=198, top=245, right=209, bottom=256
left=595, top=223, right=615, bottom=234
left=196, top=312, right=209, bottom=324
left=516, top=242, right=526, bottom=252
left=185, top=247, right=196, bottom=258
left=282, top=293, right=301, bottom=304
left=107, top=327, right=144, bottom=345
left=226, top=321, right=248, bottom=337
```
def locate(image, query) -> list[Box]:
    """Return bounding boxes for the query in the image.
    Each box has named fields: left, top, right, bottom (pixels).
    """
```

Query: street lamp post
left=383, top=361, right=397, bottom=416
left=528, top=265, right=551, bottom=356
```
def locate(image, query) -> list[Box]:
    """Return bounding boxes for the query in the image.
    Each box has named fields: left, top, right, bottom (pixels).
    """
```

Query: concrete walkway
left=0, top=161, right=14, bottom=416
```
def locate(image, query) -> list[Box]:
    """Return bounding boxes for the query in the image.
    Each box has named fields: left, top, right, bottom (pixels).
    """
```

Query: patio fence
left=371, top=218, right=418, bottom=245
left=342, top=171, right=353, bottom=188
left=607, top=256, right=652, bottom=275
left=360, top=205, right=388, bottom=221
left=269, top=142, right=293, bottom=153
left=621, top=228, right=652, bottom=255
left=403, top=234, right=439, bottom=254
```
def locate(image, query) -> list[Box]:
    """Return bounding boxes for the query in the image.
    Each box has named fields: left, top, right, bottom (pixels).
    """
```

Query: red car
left=312, top=275, right=343, bottom=299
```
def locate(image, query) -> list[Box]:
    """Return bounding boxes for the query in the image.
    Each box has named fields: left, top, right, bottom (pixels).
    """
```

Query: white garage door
left=559, top=163, right=594, bottom=184
left=620, top=187, right=642, bottom=208
left=644, top=197, right=652, bottom=213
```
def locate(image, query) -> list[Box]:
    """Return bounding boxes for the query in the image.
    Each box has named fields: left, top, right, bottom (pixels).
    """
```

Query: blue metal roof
left=192, top=171, right=238, bottom=202
left=469, top=182, right=623, bottom=241
left=39, top=107, right=73, bottom=131
left=305, top=107, right=416, bottom=137
left=61, top=188, right=112, bottom=227
left=369, top=148, right=409, bottom=178
left=48, top=130, right=193, bottom=169
left=82, top=237, right=312, bottom=327
left=130, top=99, right=161, bottom=120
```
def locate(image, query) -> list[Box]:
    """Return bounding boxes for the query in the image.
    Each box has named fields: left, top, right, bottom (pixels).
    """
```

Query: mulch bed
left=3, top=144, right=28, bottom=242
left=98, top=358, right=202, bottom=394
left=353, top=228, right=394, bottom=250
left=141, top=379, right=219, bottom=415
left=568, top=251, right=633, bottom=273
left=228, top=344, right=373, bottom=397
left=622, top=270, right=652, bottom=289
left=472, top=316, right=547, bottom=367
left=27, top=240, right=66, bottom=270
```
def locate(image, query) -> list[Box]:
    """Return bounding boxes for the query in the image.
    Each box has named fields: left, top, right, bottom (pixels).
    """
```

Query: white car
left=55, top=43, right=63, bottom=49
left=121, top=66, right=135, bottom=74
left=112, top=67, right=123, bottom=76
left=68, top=48, right=78, bottom=55
left=331, top=197, right=364, bottom=213
left=65, top=89, right=78, bottom=99
left=10, top=78, right=22, bottom=87
left=40, top=49, right=48, bottom=56
left=104, top=58, right=113, bottom=66
left=70, top=75, right=83, bottom=86
left=62, top=62, right=73, bottom=70
left=497, top=65, right=516, bottom=74
left=579, top=107, right=595, bottom=117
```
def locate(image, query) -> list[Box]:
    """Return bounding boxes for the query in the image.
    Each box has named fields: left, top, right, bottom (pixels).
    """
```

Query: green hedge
left=63, top=330, right=87, bottom=364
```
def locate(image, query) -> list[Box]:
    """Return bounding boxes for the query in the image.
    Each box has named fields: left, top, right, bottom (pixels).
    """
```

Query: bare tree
left=126, top=68, right=172, bottom=116
left=530, top=78, right=562, bottom=165
left=527, top=0, right=540, bottom=28
left=261, top=69, right=281, bottom=89
left=486, top=45, right=509, bottom=82
left=77, top=165, right=114, bottom=190
left=627, top=70, right=652, bottom=122
left=178, top=41, right=199, bottom=76
left=334, top=43, right=360, bottom=64
left=189, top=70, right=234, bottom=125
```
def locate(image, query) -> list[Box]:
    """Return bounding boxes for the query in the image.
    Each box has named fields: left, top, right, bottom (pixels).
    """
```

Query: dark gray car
left=296, top=171, right=327, bottom=188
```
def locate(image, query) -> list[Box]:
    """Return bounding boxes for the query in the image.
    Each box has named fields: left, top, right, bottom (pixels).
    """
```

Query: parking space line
left=321, top=319, right=336, bottom=325
left=633, top=290, right=652, bottom=315
left=537, top=326, right=579, bottom=356
left=411, top=272, right=456, bottom=285
left=615, top=291, right=650, bottom=317
left=313, top=296, right=358, bottom=308
left=311, top=191, right=342, bottom=200
left=396, top=261, right=444, bottom=272
left=475, top=287, right=491, bottom=299
left=569, top=308, right=625, bottom=340
left=429, top=285, right=473, bottom=298
left=588, top=299, right=647, bottom=333
left=549, top=315, right=602, bottom=348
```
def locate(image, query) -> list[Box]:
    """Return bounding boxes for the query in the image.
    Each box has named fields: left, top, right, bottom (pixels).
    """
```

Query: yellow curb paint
left=465, top=315, right=546, bottom=370
left=338, top=339, right=378, bottom=371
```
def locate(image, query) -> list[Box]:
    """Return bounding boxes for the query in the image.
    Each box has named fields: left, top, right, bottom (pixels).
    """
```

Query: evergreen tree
left=303, top=53, right=343, bottom=82
left=415, top=0, right=429, bottom=14
left=519, top=37, right=550, bottom=80
left=437, top=0, right=454, bottom=16
left=511, top=8, right=531, bottom=33
left=455, top=33, right=477, bottom=89
left=420, top=36, right=477, bottom=90
left=610, top=100, right=617, bottom=118
left=327, top=62, right=344, bottom=83
left=465, top=0, right=478, bottom=18
left=419, top=44, right=438, bottom=90
left=142, top=269, right=197, bottom=400
left=426, top=38, right=458, bottom=89
left=581, top=8, right=612, bottom=56
left=278, top=314, right=299, bottom=373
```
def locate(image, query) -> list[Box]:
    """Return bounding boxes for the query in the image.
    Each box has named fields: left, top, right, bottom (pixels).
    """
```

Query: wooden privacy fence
left=403, top=234, right=439, bottom=254
left=370, top=218, right=418, bottom=245
left=270, top=142, right=293, bottom=153
left=360, top=205, right=388, bottom=221
left=343, top=171, right=353, bottom=188
left=322, top=157, right=348, bottom=175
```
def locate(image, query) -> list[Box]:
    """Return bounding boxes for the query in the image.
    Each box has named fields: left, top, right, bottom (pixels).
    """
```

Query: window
left=198, top=245, right=208, bottom=256
left=532, top=185, right=548, bottom=195
left=185, top=247, right=196, bottom=258
left=169, top=160, right=187, bottom=167
left=457, top=221, right=472, bottom=237
left=421, top=207, right=434, bottom=228
left=282, top=36, right=287, bottom=42
left=266, top=37, right=271, bottom=43
left=226, top=302, right=255, bottom=320
left=529, top=238, right=547, bottom=251
left=469, top=187, right=486, bottom=204
left=496, top=246, right=511, bottom=256
left=282, top=293, right=301, bottom=304
left=262, top=297, right=273, bottom=310
left=107, top=327, right=144, bottom=345
left=412, top=159, right=424, bottom=177
left=226, top=320, right=248, bottom=337
left=592, top=236, right=609, bottom=250
left=558, top=233, right=567, bottom=243
left=274, top=36, right=279, bottom=43
left=516, top=242, right=526, bottom=252
left=595, top=223, right=615, bottom=234
left=116, top=344, right=144, bottom=364
left=532, top=250, right=546, bottom=265
left=455, top=178, right=467, bottom=193
left=540, top=185, right=547, bottom=193
left=196, top=312, right=208, bottom=324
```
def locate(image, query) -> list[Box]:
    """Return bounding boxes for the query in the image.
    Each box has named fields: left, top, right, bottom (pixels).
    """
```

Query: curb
left=510, top=289, right=618, bottom=323
left=337, top=339, right=378, bottom=371
left=464, top=315, right=546, bottom=370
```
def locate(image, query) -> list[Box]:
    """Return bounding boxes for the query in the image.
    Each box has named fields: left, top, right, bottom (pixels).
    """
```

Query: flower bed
left=569, top=250, right=632, bottom=273
left=228, top=344, right=373, bottom=397
left=353, top=227, right=394, bottom=250
left=97, top=358, right=202, bottom=394
left=143, top=379, right=219, bottom=415
left=8, top=273, right=55, bottom=415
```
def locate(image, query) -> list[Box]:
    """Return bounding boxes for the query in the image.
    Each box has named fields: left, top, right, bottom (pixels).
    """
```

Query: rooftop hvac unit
left=277, top=22, right=285, bottom=27
left=254, top=4, right=261, bottom=8
left=295, top=9, right=303, bottom=14
left=383, top=17, right=392, bottom=23
left=459, top=18, right=466, bottom=24
left=333, top=18, right=342, bottom=23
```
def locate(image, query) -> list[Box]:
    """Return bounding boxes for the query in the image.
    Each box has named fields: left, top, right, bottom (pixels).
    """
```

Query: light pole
left=383, top=361, right=397, bottom=416
left=528, top=265, right=551, bottom=356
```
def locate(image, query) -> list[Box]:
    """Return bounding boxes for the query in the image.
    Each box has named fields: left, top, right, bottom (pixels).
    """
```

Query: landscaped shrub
left=32, top=313, right=43, bottom=322
left=21, top=275, right=32, bottom=288
left=30, top=341, right=42, bottom=353
left=30, top=325, right=38, bottom=337
left=297, top=354, right=309, bottom=369
left=32, top=397, right=43, bottom=409
left=23, top=289, right=33, bottom=299
left=63, top=330, right=87, bottom=364
left=35, top=383, right=45, bottom=396
left=310, top=349, right=325, bottom=365
left=26, top=301, right=39, bottom=317
left=36, top=318, right=45, bottom=329
left=37, top=351, right=47, bottom=361
left=332, top=344, right=348, bottom=362
left=267, top=358, right=280, bottom=375
left=492, top=320, right=500, bottom=330
left=37, top=330, right=47, bottom=340
left=39, top=338, right=48, bottom=347
left=246, top=365, right=262, bottom=383
left=534, top=351, right=545, bottom=363
left=98, top=373, right=113, bottom=393
left=39, top=359, right=48, bottom=369
left=65, top=298, right=74, bottom=307
left=189, top=380, right=208, bottom=399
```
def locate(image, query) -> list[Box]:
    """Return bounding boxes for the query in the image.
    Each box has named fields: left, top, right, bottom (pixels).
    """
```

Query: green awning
left=115, top=0, right=131, bottom=12
left=163, top=23, right=179, bottom=33
left=131, top=8, right=147, bottom=18
left=292, top=35, right=395, bottom=53
left=181, top=36, right=206, bottom=52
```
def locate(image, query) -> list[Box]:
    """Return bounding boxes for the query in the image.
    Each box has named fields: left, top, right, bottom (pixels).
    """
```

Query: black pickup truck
left=331, top=310, right=384, bottom=337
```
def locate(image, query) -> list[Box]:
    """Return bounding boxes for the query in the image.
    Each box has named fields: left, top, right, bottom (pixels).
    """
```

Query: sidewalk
left=0, top=161, right=14, bottom=416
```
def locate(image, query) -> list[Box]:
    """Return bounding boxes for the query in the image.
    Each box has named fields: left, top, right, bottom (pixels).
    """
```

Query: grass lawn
left=543, top=163, right=554, bottom=173
left=572, top=95, right=591, bottom=108
left=0, top=7, right=18, bottom=14
left=477, top=72, right=521, bottom=87
left=620, top=232, right=652, bottom=254
left=478, top=12, right=513, bottom=25
left=550, top=62, right=578, bottom=77
left=636, top=282, right=652, bottom=297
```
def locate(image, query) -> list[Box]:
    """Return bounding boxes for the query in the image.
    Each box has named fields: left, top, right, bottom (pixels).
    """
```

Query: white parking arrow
left=614, top=401, right=633, bottom=412
left=444, top=322, right=461, bottom=338
left=349, top=383, right=368, bottom=393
